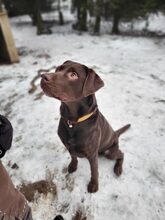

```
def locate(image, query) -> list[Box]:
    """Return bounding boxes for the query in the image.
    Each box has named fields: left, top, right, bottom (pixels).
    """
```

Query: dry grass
left=19, top=179, right=57, bottom=202
left=72, top=209, right=87, bottom=220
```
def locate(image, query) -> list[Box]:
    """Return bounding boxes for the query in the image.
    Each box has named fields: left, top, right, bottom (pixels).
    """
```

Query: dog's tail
left=115, top=124, right=131, bottom=137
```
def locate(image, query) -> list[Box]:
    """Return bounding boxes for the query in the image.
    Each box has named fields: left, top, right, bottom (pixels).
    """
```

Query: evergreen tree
left=72, top=0, right=88, bottom=31
left=107, top=0, right=147, bottom=34
left=145, top=0, right=165, bottom=13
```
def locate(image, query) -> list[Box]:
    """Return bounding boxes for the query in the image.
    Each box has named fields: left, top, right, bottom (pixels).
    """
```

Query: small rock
left=11, top=163, right=19, bottom=170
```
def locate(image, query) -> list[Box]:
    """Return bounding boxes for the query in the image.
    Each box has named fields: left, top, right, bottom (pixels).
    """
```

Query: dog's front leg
left=68, top=155, right=78, bottom=173
left=87, top=154, right=99, bottom=193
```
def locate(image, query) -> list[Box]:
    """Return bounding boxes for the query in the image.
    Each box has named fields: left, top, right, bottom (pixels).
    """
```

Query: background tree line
left=73, top=0, right=165, bottom=34
left=1, top=0, right=165, bottom=35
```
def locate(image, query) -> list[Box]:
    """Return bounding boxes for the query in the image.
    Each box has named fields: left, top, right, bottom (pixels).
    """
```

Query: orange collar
left=65, top=109, right=97, bottom=128
left=77, top=111, right=94, bottom=123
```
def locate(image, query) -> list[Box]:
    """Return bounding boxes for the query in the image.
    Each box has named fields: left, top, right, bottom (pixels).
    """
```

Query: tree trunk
left=104, top=2, right=110, bottom=21
left=94, top=16, right=101, bottom=33
left=73, top=0, right=87, bottom=31
left=94, top=0, right=102, bottom=34
left=36, top=8, right=44, bottom=34
left=28, top=0, right=45, bottom=35
left=31, top=14, right=37, bottom=26
left=58, top=0, right=64, bottom=25
left=88, top=0, right=95, bottom=17
left=112, top=11, right=120, bottom=34
left=79, top=0, right=87, bottom=31
left=59, top=11, right=64, bottom=25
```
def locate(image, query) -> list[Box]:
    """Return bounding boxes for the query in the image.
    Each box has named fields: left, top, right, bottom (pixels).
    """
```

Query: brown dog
left=40, top=60, right=130, bottom=193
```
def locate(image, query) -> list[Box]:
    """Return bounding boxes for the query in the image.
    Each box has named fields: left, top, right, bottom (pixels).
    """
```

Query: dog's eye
left=68, top=72, right=78, bottom=80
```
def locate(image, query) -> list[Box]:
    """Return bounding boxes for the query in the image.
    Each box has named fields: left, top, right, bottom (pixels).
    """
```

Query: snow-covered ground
left=0, top=13, right=165, bottom=220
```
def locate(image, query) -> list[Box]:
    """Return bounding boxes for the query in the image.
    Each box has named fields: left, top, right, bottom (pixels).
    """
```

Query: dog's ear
left=82, top=68, right=104, bottom=97
left=63, top=60, right=73, bottom=65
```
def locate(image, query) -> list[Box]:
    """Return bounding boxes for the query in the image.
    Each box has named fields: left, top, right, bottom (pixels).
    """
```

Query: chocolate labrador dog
left=40, top=60, right=130, bottom=193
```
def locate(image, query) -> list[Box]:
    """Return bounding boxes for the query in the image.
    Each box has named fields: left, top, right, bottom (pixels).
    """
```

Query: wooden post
left=0, top=11, right=19, bottom=63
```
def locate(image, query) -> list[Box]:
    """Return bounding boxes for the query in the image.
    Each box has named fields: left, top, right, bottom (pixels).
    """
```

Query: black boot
left=54, top=215, right=64, bottom=220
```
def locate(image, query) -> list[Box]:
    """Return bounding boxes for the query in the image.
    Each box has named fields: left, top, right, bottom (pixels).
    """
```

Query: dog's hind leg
left=104, top=143, right=124, bottom=176
left=113, top=149, right=124, bottom=176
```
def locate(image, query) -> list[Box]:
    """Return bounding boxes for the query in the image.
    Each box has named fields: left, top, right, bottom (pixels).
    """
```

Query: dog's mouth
left=40, top=79, right=69, bottom=101
left=40, top=78, right=57, bottom=98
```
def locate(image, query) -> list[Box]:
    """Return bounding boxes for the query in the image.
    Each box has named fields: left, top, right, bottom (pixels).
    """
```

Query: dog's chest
left=58, top=121, right=95, bottom=157
left=67, top=129, right=88, bottom=157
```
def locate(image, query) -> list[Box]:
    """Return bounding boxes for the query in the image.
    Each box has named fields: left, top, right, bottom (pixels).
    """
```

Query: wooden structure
left=0, top=11, right=19, bottom=63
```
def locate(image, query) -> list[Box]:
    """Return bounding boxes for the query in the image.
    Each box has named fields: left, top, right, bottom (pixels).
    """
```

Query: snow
left=0, top=11, right=165, bottom=220
left=118, top=12, right=165, bottom=35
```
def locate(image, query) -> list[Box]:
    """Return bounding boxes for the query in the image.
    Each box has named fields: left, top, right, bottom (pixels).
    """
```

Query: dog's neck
left=60, top=94, right=97, bottom=121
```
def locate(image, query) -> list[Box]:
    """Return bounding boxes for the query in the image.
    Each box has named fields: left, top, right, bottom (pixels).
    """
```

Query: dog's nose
left=41, top=73, right=52, bottom=82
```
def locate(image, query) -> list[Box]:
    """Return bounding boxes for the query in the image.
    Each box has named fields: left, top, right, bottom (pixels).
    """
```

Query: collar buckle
left=67, top=120, right=73, bottom=128
left=64, top=107, right=98, bottom=128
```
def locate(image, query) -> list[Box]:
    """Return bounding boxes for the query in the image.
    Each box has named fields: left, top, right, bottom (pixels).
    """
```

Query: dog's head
left=40, top=60, right=104, bottom=102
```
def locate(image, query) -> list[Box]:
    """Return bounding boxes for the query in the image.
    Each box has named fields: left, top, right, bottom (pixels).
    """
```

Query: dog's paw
left=87, top=181, right=98, bottom=193
left=68, top=163, right=77, bottom=173
left=114, top=163, right=123, bottom=176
